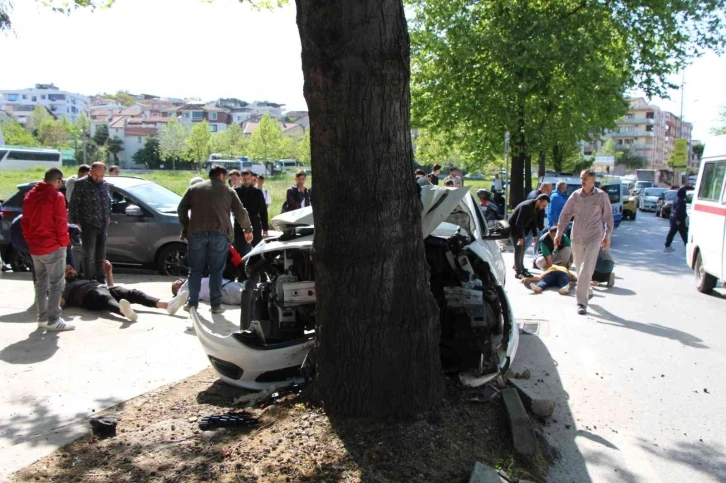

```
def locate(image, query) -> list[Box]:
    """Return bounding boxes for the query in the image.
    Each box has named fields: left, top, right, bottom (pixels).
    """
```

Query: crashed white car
left=191, top=185, right=519, bottom=390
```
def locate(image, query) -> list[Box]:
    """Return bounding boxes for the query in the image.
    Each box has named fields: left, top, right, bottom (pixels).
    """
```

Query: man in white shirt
left=257, top=175, right=272, bottom=208
left=172, top=277, right=243, bottom=306
left=64, top=164, right=91, bottom=204
left=444, top=167, right=463, bottom=188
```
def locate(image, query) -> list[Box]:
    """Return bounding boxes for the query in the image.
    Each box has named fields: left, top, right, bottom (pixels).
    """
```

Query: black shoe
left=1, top=265, right=11, bottom=272
left=522, top=270, right=534, bottom=278
left=515, top=272, right=524, bottom=280
left=577, top=304, right=587, bottom=315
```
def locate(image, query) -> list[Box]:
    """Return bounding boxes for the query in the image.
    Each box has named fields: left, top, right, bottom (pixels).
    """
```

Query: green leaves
left=247, top=114, right=289, bottom=163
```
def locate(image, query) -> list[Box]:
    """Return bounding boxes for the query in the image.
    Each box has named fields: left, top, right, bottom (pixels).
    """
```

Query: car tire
left=8, top=247, right=32, bottom=272
left=156, top=243, right=188, bottom=277
left=631, top=210, right=636, bottom=221
left=695, top=251, right=717, bottom=294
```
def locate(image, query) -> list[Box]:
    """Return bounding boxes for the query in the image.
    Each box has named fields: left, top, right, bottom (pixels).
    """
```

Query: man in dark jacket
left=177, top=165, right=253, bottom=313
left=282, top=170, right=311, bottom=212
left=508, top=194, right=550, bottom=278
left=21, top=168, right=74, bottom=332
left=664, top=187, right=688, bottom=252
left=233, top=169, right=269, bottom=254
left=69, top=162, right=111, bottom=283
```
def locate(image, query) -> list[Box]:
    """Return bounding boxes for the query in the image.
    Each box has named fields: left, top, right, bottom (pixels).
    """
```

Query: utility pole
left=82, top=129, right=87, bottom=165
left=504, top=131, right=510, bottom=217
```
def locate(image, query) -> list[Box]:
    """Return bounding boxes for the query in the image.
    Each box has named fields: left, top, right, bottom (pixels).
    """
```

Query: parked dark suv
left=0, top=176, right=188, bottom=276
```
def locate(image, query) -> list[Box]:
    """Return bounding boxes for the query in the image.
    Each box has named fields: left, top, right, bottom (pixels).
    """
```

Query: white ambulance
left=687, top=135, right=726, bottom=293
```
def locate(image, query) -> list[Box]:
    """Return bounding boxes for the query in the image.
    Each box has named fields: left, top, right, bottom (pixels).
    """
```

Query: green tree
left=188, top=120, right=213, bottom=165
left=692, top=143, right=705, bottom=160
left=615, top=148, right=646, bottom=170
left=107, top=136, right=124, bottom=162
left=247, top=114, right=288, bottom=164
left=0, top=119, right=40, bottom=146
left=413, top=128, right=467, bottom=168
left=93, top=123, right=109, bottom=146
left=158, top=116, right=190, bottom=170
left=296, top=130, right=311, bottom=164
left=410, top=0, right=726, bottom=205
left=74, top=112, right=91, bottom=137
left=132, top=137, right=162, bottom=168
left=210, top=123, right=247, bottom=158
left=37, top=119, right=70, bottom=148
left=712, top=106, right=726, bottom=135
left=28, top=105, right=54, bottom=134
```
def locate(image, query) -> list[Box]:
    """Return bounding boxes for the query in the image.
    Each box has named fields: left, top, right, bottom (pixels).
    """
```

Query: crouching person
left=535, top=226, right=572, bottom=270
left=522, top=265, right=577, bottom=295
left=61, top=261, right=188, bottom=321
left=591, top=248, right=615, bottom=287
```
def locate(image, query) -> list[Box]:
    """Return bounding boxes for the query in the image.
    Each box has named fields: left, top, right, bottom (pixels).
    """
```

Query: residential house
left=241, top=116, right=305, bottom=138
left=106, top=116, right=158, bottom=167
left=0, top=83, right=89, bottom=123
left=2, top=105, right=57, bottom=127
left=247, top=101, right=285, bottom=120
left=175, top=104, right=232, bottom=133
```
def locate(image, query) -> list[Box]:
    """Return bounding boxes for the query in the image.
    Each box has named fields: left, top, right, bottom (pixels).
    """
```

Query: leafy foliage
left=132, top=137, right=162, bottom=169
left=99, top=91, right=136, bottom=107
left=188, top=120, right=213, bottom=164
left=37, top=119, right=70, bottom=148
left=93, top=123, right=109, bottom=146
left=296, top=130, right=311, bottom=164
left=712, top=105, right=726, bottom=135
left=107, top=136, right=124, bottom=162
left=158, top=116, right=190, bottom=168
left=247, top=114, right=288, bottom=163
left=0, top=119, right=41, bottom=147
left=210, top=123, right=247, bottom=158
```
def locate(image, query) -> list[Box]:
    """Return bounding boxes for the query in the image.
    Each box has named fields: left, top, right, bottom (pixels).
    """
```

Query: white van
left=686, top=135, right=726, bottom=293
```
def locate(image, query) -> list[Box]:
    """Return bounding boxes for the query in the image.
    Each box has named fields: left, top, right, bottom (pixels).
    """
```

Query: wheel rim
left=696, top=256, right=705, bottom=284
left=164, top=249, right=188, bottom=276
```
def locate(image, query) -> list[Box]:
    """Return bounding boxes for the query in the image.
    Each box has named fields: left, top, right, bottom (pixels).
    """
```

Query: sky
left=1, top=0, right=725, bottom=144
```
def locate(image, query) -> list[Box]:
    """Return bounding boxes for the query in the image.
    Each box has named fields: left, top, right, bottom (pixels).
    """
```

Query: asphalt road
left=505, top=209, right=726, bottom=483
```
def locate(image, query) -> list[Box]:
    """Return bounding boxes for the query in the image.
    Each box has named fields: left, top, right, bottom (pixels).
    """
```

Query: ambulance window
left=698, top=161, right=726, bottom=202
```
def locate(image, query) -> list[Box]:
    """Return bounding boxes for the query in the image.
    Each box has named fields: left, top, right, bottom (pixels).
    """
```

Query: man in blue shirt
left=547, top=181, right=568, bottom=229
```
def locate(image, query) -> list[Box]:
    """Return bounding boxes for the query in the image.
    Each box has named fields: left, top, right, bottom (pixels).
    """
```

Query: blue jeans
left=536, top=271, right=570, bottom=290
left=188, top=231, right=229, bottom=308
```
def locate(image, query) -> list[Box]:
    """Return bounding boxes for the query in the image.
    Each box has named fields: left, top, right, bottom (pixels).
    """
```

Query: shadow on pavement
left=611, top=217, right=690, bottom=276
left=599, top=286, right=636, bottom=296
left=0, top=329, right=59, bottom=364
left=0, top=310, right=40, bottom=324
left=638, top=438, right=726, bottom=481
left=588, top=304, right=708, bottom=349
left=510, top=332, right=593, bottom=483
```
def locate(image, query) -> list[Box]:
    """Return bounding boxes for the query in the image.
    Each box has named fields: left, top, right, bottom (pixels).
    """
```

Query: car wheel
left=631, top=210, right=636, bottom=221
left=694, top=251, right=717, bottom=294
left=156, top=244, right=188, bottom=277
left=9, top=247, right=32, bottom=272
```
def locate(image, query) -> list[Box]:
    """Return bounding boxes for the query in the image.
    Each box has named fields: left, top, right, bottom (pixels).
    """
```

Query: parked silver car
left=0, top=176, right=187, bottom=275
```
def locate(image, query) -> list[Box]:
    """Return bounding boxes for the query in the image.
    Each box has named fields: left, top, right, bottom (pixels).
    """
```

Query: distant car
left=632, top=180, right=654, bottom=197
left=465, top=172, right=485, bottom=180
left=622, top=191, right=637, bottom=220
left=0, top=176, right=188, bottom=276
left=638, top=187, right=666, bottom=212
left=655, top=189, right=678, bottom=218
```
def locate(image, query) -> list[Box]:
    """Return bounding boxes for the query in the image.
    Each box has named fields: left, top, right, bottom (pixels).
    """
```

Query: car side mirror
left=125, top=205, right=143, bottom=217
left=482, top=220, right=511, bottom=240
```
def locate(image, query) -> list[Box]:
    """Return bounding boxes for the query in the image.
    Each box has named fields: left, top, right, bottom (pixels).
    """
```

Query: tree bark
left=510, top=106, right=527, bottom=207
left=538, top=151, right=546, bottom=178
left=524, top=154, right=533, bottom=194
left=296, top=0, right=444, bottom=417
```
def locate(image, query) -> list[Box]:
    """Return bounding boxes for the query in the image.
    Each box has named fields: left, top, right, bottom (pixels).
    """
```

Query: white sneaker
left=46, top=319, right=75, bottom=332
left=118, top=299, right=138, bottom=322
left=558, top=286, right=570, bottom=296
left=166, top=291, right=189, bottom=316
left=37, top=320, right=48, bottom=328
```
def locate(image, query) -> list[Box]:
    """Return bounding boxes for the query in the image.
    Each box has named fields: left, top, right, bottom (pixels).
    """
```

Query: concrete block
left=468, top=462, right=504, bottom=483
left=510, top=380, right=557, bottom=418
left=501, top=388, right=537, bottom=456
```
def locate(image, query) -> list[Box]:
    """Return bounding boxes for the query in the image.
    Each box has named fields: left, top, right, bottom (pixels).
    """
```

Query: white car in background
left=639, top=187, right=667, bottom=212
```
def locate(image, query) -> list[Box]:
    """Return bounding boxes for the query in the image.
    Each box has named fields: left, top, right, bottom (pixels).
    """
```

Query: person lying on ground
left=171, top=276, right=243, bottom=307
left=535, top=226, right=572, bottom=270
left=522, top=265, right=577, bottom=295
left=61, top=261, right=188, bottom=321
left=591, top=247, right=615, bottom=287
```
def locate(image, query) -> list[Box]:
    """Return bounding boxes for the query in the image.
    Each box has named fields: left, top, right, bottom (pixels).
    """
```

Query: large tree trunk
left=509, top=108, right=527, bottom=207
left=524, top=154, right=533, bottom=193
left=552, top=143, right=563, bottom=172
left=296, top=0, right=444, bottom=417
left=538, top=151, right=546, bottom=178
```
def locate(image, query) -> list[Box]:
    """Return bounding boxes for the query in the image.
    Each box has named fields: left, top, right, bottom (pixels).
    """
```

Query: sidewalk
left=0, top=271, right=221, bottom=481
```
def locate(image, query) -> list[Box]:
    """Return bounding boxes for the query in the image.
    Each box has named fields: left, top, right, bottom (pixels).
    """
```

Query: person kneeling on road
left=535, top=226, right=572, bottom=270
left=591, top=247, right=615, bottom=288
left=61, top=261, right=188, bottom=321
left=522, top=265, right=577, bottom=295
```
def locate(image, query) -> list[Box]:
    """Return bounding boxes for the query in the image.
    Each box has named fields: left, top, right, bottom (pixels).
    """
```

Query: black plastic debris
left=90, top=417, right=118, bottom=438
left=198, top=413, right=259, bottom=431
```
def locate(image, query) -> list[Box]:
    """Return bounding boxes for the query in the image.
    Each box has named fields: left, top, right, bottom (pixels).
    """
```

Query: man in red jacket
left=21, top=168, right=74, bottom=332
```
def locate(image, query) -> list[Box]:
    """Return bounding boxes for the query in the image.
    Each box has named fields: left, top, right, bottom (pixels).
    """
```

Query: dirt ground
left=13, top=368, right=549, bottom=483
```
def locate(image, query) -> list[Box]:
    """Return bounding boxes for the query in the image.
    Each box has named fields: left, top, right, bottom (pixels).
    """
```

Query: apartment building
left=0, top=83, right=89, bottom=123
left=175, top=104, right=232, bottom=133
